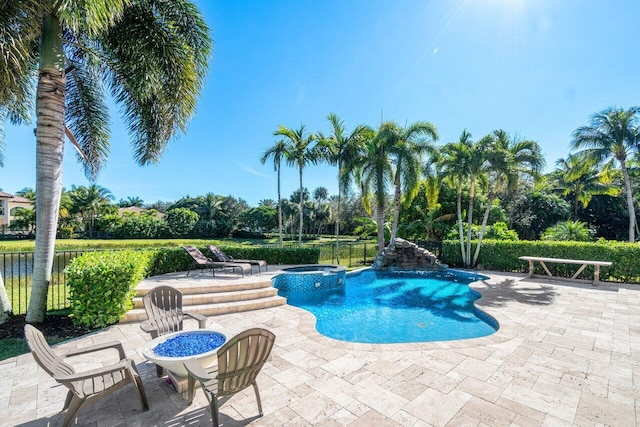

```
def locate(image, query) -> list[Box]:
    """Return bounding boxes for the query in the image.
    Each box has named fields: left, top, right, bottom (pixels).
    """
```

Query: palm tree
left=258, top=199, right=276, bottom=207
left=473, top=130, right=544, bottom=265
left=126, top=196, right=144, bottom=208
left=378, top=120, right=438, bottom=240
left=260, top=140, right=288, bottom=245
left=572, top=106, right=640, bottom=242
left=553, top=155, right=619, bottom=221
left=273, top=125, right=317, bottom=244
left=355, top=125, right=396, bottom=253
left=316, top=113, right=370, bottom=260
left=439, top=131, right=487, bottom=267
left=0, top=1, right=211, bottom=323
left=69, top=184, right=114, bottom=237
left=197, top=193, right=223, bottom=221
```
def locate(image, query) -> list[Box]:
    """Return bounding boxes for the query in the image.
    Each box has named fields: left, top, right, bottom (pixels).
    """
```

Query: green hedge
left=442, top=239, right=640, bottom=283
left=66, top=250, right=152, bottom=328
left=65, top=245, right=320, bottom=327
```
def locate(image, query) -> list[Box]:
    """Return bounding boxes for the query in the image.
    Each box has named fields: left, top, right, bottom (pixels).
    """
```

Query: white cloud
left=240, top=164, right=269, bottom=178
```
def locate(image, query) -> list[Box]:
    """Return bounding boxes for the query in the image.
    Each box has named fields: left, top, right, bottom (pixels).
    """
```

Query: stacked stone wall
left=373, top=238, right=446, bottom=271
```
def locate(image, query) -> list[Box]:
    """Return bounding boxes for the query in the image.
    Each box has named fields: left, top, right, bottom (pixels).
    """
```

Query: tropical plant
left=316, top=113, right=370, bottom=259
left=377, top=120, right=438, bottom=241
left=258, top=199, right=276, bottom=207
left=542, top=220, right=594, bottom=242
left=473, top=130, right=543, bottom=265
left=438, top=130, right=488, bottom=267
left=119, top=196, right=144, bottom=207
left=553, top=155, right=620, bottom=221
left=9, top=207, right=36, bottom=233
left=351, top=124, right=396, bottom=252
left=0, top=1, right=211, bottom=323
left=571, top=106, right=640, bottom=242
left=69, top=184, right=114, bottom=237
left=260, top=140, right=288, bottom=245
left=165, top=208, right=199, bottom=237
left=273, top=125, right=318, bottom=244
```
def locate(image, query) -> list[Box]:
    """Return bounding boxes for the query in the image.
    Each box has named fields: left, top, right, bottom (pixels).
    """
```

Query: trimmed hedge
left=442, top=239, right=640, bottom=283
left=66, top=250, right=152, bottom=328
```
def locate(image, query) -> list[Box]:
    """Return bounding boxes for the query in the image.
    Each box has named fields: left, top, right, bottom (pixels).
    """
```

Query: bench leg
left=594, top=265, right=600, bottom=286
left=528, top=260, right=534, bottom=278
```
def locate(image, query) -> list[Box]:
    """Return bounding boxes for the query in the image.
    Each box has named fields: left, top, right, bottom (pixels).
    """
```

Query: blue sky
left=2, top=0, right=639, bottom=206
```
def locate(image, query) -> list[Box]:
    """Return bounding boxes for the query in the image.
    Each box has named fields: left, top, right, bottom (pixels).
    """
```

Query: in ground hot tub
left=273, top=264, right=347, bottom=292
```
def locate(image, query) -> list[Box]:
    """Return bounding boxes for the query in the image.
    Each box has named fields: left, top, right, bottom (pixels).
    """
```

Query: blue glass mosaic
left=153, top=332, right=226, bottom=357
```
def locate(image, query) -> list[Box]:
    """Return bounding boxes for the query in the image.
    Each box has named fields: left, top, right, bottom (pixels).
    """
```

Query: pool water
left=278, top=268, right=497, bottom=343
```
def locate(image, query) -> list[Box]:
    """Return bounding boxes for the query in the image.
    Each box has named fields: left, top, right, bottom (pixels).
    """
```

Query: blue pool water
left=277, top=268, right=498, bottom=343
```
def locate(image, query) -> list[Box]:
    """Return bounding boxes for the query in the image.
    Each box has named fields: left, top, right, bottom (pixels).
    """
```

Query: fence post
left=349, top=243, right=352, bottom=268
left=363, top=243, right=367, bottom=265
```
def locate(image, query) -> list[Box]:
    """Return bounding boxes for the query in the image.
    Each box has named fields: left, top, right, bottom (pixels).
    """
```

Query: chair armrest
left=183, top=312, right=207, bottom=329
left=56, top=360, right=131, bottom=383
left=64, top=341, right=126, bottom=361
left=140, top=319, right=159, bottom=336
left=184, top=358, right=218, bottom=383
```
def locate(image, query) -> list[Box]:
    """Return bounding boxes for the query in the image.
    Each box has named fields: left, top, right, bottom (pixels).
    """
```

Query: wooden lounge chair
left=24, top=324, right=149, bottom=427
left=183, top=328, right=276, bottom=427
left=140, top=285, right=208, bottom=376
left=207, top=244, right=268, bottom=273
left=182, top=245, right=251, bottom=277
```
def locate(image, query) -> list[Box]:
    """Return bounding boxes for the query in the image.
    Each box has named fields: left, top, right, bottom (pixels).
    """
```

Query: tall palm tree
left=69, top=184, right=114, bottom=237
left=197, top=193, right=223, bottom=221
left=316, top=113, right=370, bottom=261
left=572, top=106, right=640, bottom=242
left=354, top=125, right=395, bottom=253
left=473, top=130, right=544, bottom=265
left=260, top=140, right=288, bottom=245
left=553, top=155, right=619, bottom=221
left=0, top=1, right=211, bottom=322
left=273, top=125, right=317, bottom=244
left=378, top=120, right=438, bottom=241
left=439, top=130, right=487, bottom=267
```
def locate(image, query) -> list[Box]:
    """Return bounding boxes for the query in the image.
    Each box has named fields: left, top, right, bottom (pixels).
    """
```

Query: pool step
left=120, top=271, right=286, bottom=324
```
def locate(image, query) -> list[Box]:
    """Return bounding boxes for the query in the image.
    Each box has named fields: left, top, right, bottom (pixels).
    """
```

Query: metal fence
left=0, top=240, right=443, bottom=315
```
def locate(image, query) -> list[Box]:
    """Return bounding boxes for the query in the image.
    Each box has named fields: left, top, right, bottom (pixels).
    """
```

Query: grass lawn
left=0, top=236, right=368, bottom=252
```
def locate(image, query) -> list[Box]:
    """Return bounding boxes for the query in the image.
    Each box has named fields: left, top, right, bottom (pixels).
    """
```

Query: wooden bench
left=518, top=256, right=613, bottom=286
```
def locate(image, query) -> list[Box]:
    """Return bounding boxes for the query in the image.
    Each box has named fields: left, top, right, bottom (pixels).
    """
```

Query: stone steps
left=120, top=273, right=287, bottom=324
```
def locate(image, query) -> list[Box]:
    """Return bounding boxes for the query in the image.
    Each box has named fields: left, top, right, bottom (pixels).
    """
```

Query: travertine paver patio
left=2, top=270, right=639, bottom=426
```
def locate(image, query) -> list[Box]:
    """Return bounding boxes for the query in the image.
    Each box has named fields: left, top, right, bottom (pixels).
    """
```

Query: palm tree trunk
left=391, top=175, right=401, bottom=241
left=298, top=167, right=303, bottom=244
left=466, top=179, right=475, bottom=267
left=456, top=188, right=466, bottom=264
left=472, top=191, right=495, bottom=266
left=620, top=160, right=636, bottom=242
left=573, top=196, right=579, bottom=222
left=277, top=165, right=283, bottom=246
left=336, top=181, right=341, bottom=264
left=27, top=14, right=66, bottom=323
left=377, top=201, right=385, bottom=253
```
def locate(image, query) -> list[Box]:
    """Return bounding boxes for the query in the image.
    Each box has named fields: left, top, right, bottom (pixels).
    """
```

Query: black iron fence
left=0, top=240, right=443, bottom=315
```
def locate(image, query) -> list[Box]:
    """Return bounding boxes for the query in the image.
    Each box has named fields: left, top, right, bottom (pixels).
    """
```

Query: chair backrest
left=143, top=286, right=185, bottom=336
left=24, top=325, right=77, bottom=390
left=217, top=328, right=276, bottom=397
left=182, top=246, right=211, bottom=266
left=208, top=245, right=232, bottom=263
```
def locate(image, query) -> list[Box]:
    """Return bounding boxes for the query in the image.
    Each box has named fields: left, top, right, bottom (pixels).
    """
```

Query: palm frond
left=65, top=54, right=110, bottom=180
left=100, top=0, right=211, bottom=165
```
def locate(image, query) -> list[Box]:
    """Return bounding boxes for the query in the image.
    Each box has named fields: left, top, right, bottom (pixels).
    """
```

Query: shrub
left=542, top=220, right=594, bottom=241
left=442, top=239, right=640, bottom=283
left=165, top=208, right=199, bottom=237
left=66, top=250, right=152, bottom=328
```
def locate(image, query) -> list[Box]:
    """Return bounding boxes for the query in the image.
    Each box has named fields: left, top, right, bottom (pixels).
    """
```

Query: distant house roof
left=0, top=192, right=33, bottom=204
left=10, top=196, right=32, bottom=204
left=119, top=206, right=146, bottom=215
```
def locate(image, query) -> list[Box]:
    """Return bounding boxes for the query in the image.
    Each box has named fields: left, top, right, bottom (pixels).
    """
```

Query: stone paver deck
left=2, top=270, right=639, bottom=426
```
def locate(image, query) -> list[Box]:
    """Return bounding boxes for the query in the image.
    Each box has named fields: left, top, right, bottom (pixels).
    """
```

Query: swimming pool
left=275, top=268, right=498, bottom=344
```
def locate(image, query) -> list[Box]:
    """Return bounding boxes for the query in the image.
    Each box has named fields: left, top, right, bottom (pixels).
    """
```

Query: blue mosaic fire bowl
left=142, top=329, right=226, bottom=377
